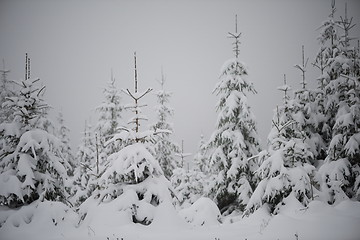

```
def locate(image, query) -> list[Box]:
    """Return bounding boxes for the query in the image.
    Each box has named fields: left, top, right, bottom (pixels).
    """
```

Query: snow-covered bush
left=0, top=200, right=77, bottom=229
left=179, top=197, right=221, bottom=226
left=171, top=167, right=206, bottom=208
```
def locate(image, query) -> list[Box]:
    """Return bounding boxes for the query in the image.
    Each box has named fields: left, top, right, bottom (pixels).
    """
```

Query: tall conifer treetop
left=207, top=16, right=261, bottom=213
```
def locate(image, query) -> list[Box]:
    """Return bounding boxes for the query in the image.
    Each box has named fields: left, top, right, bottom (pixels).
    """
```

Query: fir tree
left=56, top=111, right=75, bottom=172
left=79, top=52, right=173, bottom=225
left=293, top=46, right=327, bottom=161
left=316, top=1, right=360, bottom=204
left=0, top=55, right=71, bottom=207
left=207, top=17, right=261, bottom=214
left=0, top=60, right=13, bottom=124
left=245, top=78, right=315, bottom=215
left=151, top=71, right=180, bottom=179
left=193, top=134, right=210, bottom=175
left=71, top=121, right=97, bottom=206
left=95, top=73, right=124, bottom=159
left=171, top=167, right=206, bottom=208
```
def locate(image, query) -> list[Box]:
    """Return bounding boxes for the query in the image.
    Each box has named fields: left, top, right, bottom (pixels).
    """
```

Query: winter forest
left=1, top=1, right=360, bottom=240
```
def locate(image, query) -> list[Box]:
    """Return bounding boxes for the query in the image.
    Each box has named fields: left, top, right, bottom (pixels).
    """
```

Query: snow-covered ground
left=1, top=197, right=360, bottom=240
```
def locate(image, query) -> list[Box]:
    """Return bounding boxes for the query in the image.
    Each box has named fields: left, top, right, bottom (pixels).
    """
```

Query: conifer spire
left=294, top=45, right=308, bottom=89
left=228, top=15, right=241, bottom=58
left=277, top=74, right=291, bottom=104
left=124, top=52, right=152, bottom=137
left=0, top=59, right=10, bottom=92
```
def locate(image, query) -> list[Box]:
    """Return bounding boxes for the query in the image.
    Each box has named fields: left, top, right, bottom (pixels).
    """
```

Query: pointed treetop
left=330, top=0, right=336, bottom=18
left=174, top=139, right=192, bottom=169
left=25, top=53, right=31, bottom=80
left=277, top=74, right=291, bottom=104
left=294, top=45, right=308, bottom=89
left=235, top=14, right=238, bottom=34
left=1, top=59, right=9, bottom=73
left=134, top=52, right=138, bottom=93
left=338, top=2, right=356, bottom=49
left=228, top=14, right=242, bottom=58
left=157, top=66, right=166, bottom=89
left=1, top=59, right=10, bottom=86
left=111, top=68, right=115, bottom=84
left=123, top=52, right=152, bottom=135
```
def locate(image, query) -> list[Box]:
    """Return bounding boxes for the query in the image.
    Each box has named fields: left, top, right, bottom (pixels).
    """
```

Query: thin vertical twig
left=25, top=53, right=28, bottom=80
left=134, top=52, right=138, bottom=93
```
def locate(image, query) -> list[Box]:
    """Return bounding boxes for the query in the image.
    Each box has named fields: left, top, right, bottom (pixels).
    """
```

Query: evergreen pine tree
left=95, top=73, right=124, bottom=164
left=171, top=167, right=206, bottom=208
left=0, top=60, right=13, bottom=124
left=316, top=1, right=360, bottom=204
left=71, top=121, right=97, bottom=206
left=56, top=111, right=75, bottom=172
left=0, top=54, right=71, bottom=207
left=79, top=53, right=174, bottom=225
left=151, top=71, right=180, bottom=179
left=193, top=134, right=210, bottom=175
left=294, top=47, right=327, bottom=161
left=171, top=140, right=206, bottom=208
left=245, top=76, right=315, bottom=215
left=207, top=17, right=261, bottom=214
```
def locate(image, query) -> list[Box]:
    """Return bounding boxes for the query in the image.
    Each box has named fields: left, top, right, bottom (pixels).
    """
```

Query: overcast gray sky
left=1, top=0, right=360, bottom=156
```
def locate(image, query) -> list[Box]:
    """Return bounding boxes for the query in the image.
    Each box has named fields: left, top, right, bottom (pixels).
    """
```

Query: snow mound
left=274, top=192, right=308, bottom=216
left=81, top=175, right=174, bottom=227
left=78, top=192, right=135, bottom=230
left=150, top=201, right=189, bottom=230
left=0, top=200, right=78, bottom=239
left=179, top=197, right=221, bottom=226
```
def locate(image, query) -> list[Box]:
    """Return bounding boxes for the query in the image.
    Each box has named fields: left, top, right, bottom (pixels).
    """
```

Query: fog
left=1, top=0, right=359, bottom=156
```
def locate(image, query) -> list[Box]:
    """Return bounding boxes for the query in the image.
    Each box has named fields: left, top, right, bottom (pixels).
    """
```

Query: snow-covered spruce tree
left=312, top=0, right=340, bottom=153
left=0, top=61, right=14, bottom=175
left=244, top=77, right=316, bottom=215
left=95, top=73, right=124, bottom=162
left=171, top=140, right=206, bottom=208
left=207, top=20, right=261, bottom=214
left=170, top=135, right=211, bottom=208
left=71, top=75, right=124, bottom=207
left=294, top=47, right=327, bottom=161
left=70, top=121, right=97, bottom=206
left=0, top=60, right=13, bottom=124
left=0, top=55, right=72, bottom=207
left=56, top=111, right=75, bottom=172
left=193, top=134, right=211, bottom=175
left=316, top=2, right=360, bottom=204
left=171, top=167, right=206, bottom=208
left=151, top=72, right=180, bottom=179
left=79, top=53, right=174, bottom=226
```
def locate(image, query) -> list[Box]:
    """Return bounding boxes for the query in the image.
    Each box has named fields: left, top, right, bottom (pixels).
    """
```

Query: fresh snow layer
left=1, top=198, right=360, bottom=240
